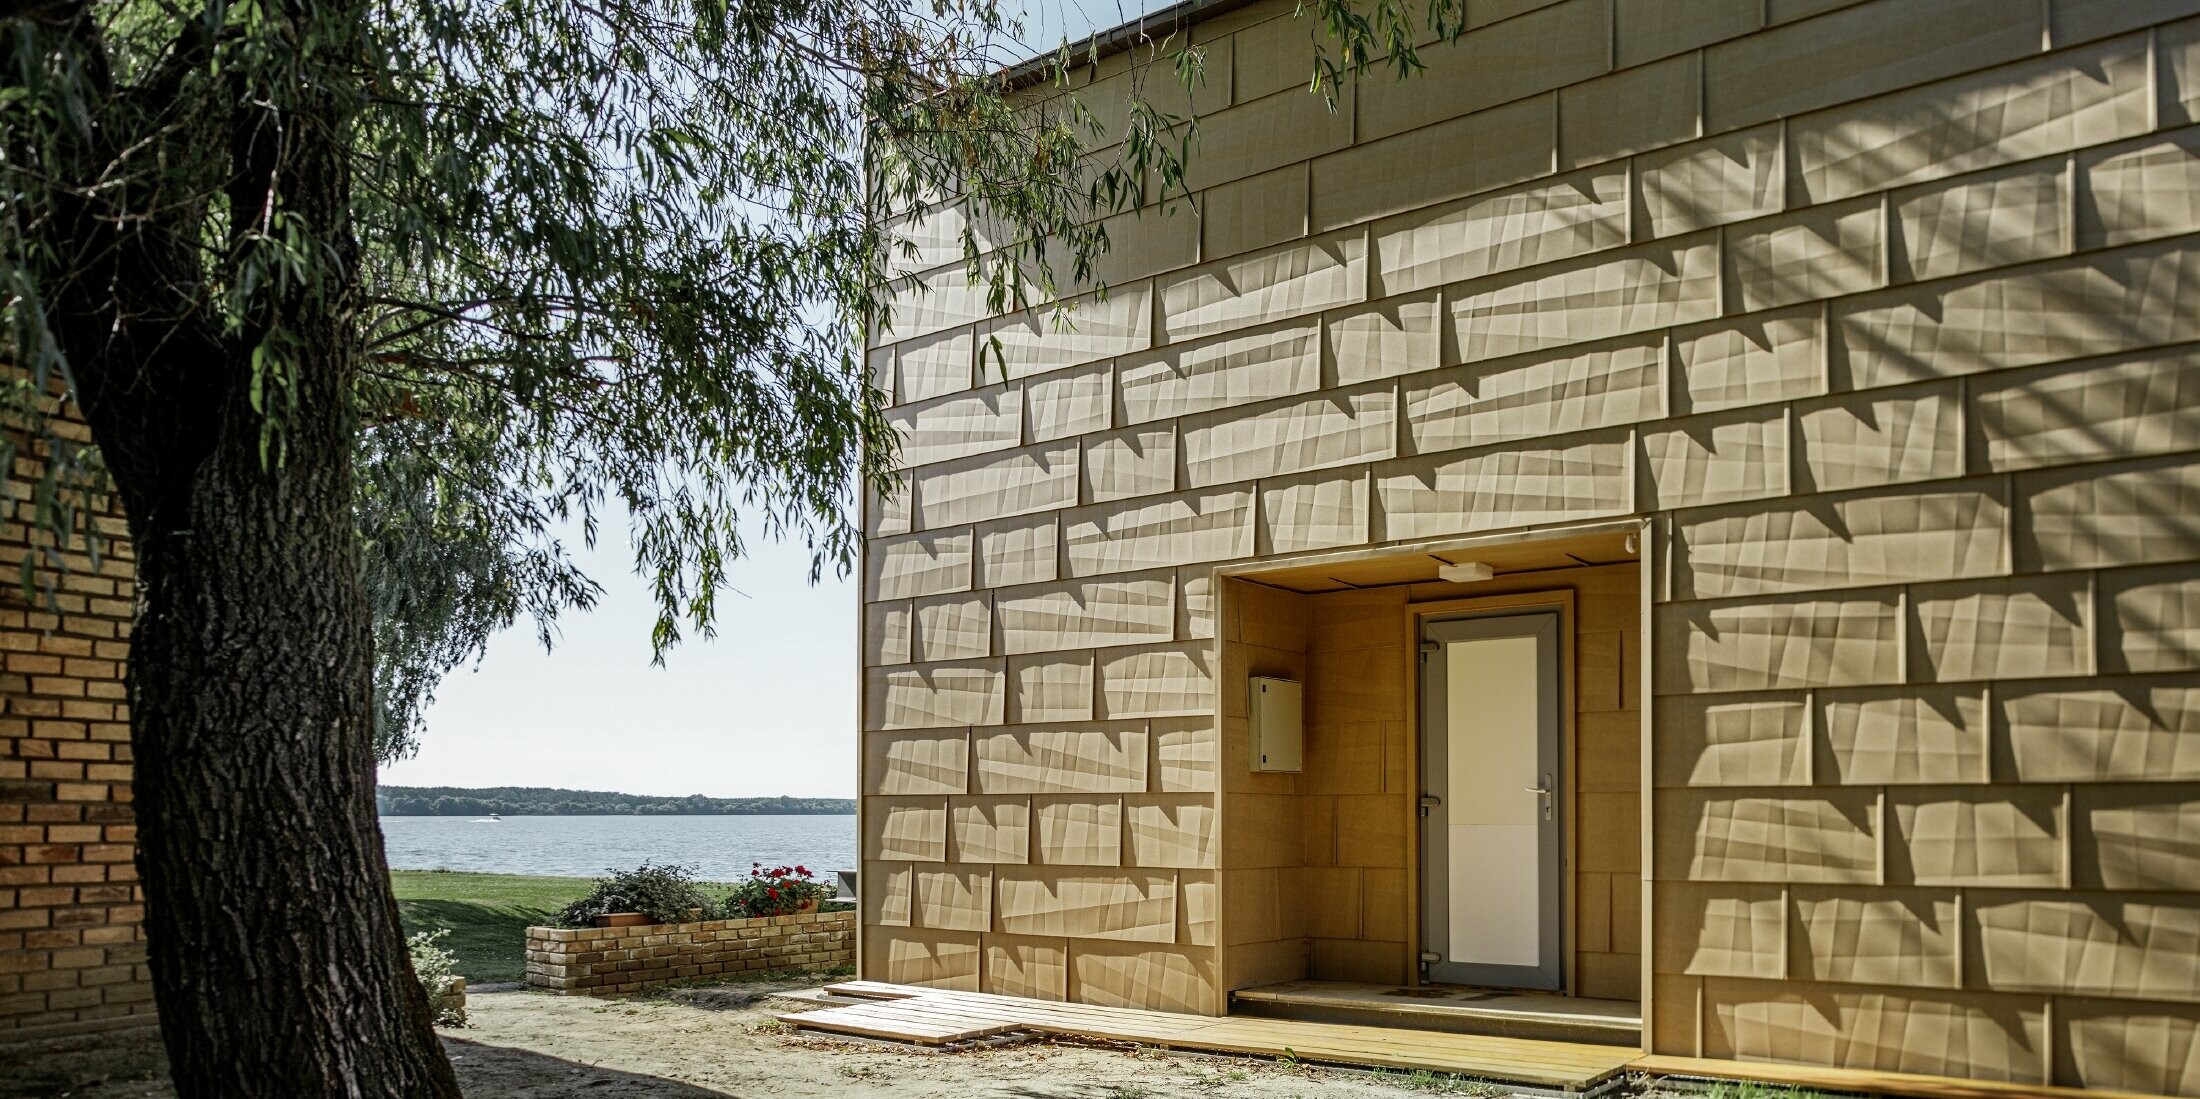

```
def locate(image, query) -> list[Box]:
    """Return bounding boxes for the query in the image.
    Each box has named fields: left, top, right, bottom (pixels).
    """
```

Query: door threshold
left=1231, top=980, right=1641, bottom=1047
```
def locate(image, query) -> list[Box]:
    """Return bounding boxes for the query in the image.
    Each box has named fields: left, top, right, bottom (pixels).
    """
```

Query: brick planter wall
left=524, top=909, right=854, bottom=995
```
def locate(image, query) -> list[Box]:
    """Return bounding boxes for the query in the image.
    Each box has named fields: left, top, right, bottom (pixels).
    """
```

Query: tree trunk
left=99, top=355, right=464, bottom=1097
left=48, top=16, right=466, bottom=1090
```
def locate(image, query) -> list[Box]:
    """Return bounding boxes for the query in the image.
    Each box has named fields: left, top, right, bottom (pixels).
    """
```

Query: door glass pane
left=1444, top=633, right=1542, bottom=967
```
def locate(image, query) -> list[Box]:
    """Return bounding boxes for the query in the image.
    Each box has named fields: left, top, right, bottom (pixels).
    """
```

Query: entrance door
left=1419, top=610, right=1562, bottom=990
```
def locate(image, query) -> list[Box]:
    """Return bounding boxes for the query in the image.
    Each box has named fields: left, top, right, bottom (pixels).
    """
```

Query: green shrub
left=406, top=929, right=466, bottom=1027
left=553, top=861, right=712, bottom=927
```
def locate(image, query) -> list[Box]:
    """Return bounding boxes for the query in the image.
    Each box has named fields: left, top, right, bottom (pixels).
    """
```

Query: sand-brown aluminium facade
left=858, top=0, right=2200, bottom=1093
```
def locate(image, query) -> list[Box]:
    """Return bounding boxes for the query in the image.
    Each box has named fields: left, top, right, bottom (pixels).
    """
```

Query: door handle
left=1526, top=771, right=1555, bottom=820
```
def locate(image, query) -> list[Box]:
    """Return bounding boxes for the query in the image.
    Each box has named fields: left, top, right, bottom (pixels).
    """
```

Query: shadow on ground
left=444, top=1036, right=735, bottom=1097
left=0, top=1025, right=167, bottom=1098
left=0, top=1026, right=736, bottom=1098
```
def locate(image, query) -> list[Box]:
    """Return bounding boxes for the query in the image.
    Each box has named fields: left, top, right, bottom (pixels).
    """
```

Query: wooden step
left=767, top=987, right=884, bottom=1009
left=1231, top=980, right=1642, bottom=1047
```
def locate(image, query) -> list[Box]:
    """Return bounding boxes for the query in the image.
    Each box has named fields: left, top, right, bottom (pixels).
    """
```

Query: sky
left=376, top=0, right=1164, bottom=802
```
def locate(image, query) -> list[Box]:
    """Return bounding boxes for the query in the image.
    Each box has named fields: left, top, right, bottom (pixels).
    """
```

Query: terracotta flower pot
left=593, top=912, right=654, bottom=928
left=795, top=898, right=820, bottom=914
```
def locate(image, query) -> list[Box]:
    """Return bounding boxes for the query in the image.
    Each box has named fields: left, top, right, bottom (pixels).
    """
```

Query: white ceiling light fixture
left=1436, top=561, right=1494, bottom=584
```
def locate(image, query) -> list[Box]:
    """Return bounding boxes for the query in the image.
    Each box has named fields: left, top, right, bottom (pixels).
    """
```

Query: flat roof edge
left=1004, top=0, right=1264, bottom=88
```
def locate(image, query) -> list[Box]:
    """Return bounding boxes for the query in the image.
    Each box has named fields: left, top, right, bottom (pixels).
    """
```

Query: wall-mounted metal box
left=1248, top=677, right=1303, bottom=773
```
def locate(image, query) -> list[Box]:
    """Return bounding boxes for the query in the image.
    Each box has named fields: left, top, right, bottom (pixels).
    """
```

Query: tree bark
left=46, top=10, right=465, bottom=1094
left=85, top=342, right=469, bottom=1093
left=91, top=341, right=464, bottom=1099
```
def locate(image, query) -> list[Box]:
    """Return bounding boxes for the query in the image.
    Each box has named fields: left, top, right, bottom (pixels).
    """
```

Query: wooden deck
left=778, top=981, right=1636, bottom=1090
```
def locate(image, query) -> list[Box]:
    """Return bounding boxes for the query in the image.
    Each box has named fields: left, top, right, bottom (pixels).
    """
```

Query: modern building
left=855, top=0, right=2200, bottom=1093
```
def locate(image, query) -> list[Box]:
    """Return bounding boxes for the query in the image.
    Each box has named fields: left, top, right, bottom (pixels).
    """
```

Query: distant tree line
left=376, top=786, right=854, bottom=816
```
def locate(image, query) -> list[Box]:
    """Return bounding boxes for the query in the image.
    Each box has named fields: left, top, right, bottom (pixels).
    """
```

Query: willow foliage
left=2, top=0, right=1462, bottom=759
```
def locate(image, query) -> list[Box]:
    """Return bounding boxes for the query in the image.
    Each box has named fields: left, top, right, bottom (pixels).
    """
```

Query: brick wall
left=0, top=384, right=150, bottom=1038
left=525, top=910, right=855, bottom=995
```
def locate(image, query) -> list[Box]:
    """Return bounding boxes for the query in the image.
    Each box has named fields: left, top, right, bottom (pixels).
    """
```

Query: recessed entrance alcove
left=1211, top=523, right=1645, bottom=1043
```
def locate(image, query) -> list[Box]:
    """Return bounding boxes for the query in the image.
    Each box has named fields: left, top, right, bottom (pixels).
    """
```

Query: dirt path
left=3, top=982, right=1634, bottom=1097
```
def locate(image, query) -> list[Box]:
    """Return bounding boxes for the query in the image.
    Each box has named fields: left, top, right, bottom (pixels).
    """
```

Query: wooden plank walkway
left=776, top=980, right=1635, bottom=1090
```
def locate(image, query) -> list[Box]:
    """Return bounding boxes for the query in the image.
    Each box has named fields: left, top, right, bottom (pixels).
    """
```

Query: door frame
left=1405, top=590, right=1576, bottom=994
left=1420, top=607, right=1564, bottom=989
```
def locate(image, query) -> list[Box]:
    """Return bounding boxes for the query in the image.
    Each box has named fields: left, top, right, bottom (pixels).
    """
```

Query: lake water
left=379, top=815, right=857, bottom=880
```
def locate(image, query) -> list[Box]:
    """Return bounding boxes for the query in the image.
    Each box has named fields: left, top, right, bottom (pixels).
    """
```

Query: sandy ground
left=0, top=981, right=1683, bottom=1098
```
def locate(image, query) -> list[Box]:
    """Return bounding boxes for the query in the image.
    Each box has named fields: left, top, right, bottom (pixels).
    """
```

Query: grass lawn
left=391, top=870, right=594, bottom=984
left=391, top=870, right=853, bottom=985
